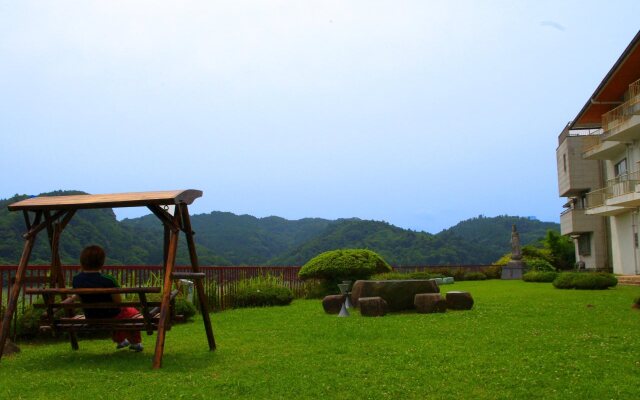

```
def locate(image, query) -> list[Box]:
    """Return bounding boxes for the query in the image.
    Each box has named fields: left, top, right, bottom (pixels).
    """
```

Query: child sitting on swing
left=72, top=245, right=143, bottom=352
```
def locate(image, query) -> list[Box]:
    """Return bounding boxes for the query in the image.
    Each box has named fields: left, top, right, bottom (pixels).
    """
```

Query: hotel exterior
left=557, top=30, right=640, bottom=275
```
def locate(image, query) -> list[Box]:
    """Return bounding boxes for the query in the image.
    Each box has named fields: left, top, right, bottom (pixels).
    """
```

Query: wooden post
left=0, top=236, right=36, bottom=361
left=179, top=204, right=216, bottom=351
left=153, top=218, right=179, bottom=369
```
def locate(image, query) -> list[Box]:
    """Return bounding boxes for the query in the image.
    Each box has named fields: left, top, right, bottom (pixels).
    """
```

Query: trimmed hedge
left=371, top=271, right=445, bottom=280
left=552, top=272, right=618, bottom=290
left=523, top=271, right=558, bottom=283
left=463, top=272, right=487, bottom=281
left=299, top=249, right=392, bottom=283
left=233, top=285, right=294, bottom=308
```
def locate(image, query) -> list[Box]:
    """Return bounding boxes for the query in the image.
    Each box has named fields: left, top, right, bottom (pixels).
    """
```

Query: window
left=578, top=234, right=591, bottom=256
left=563, top=154, right=567, bottom=172
left=615, top=158, right=628, bottom=177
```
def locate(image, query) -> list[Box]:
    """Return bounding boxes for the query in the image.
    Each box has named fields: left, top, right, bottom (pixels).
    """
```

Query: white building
left=557, top=30, right=640, bottom=275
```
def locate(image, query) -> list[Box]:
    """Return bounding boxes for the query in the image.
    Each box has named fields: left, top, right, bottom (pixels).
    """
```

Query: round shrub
left=523, top=271, right=558, bottom=282
left=553, top=272, right=617, bottom=290
left=233, top=285, right=294, bottom=308
left=463, top=272, right=487, bottom=281
left=633, top=296, right=640, bottom=309
left=299, top=249, right=392, bottom=288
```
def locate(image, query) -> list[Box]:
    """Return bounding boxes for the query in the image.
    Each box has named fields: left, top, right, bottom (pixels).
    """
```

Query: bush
left=232, top=276, right=294, bottom=308
left=463, top=272, right=487, bottom=281
left=370, top=271, right=446, bottom=280
left=299, top=249, right=392, bottom=295
left=174, top=298, right=197, bottom=321
left=523, top=271, right=558, bottom=282
left=526, top=258, right=555, bottom=272
left=482, top=265, right=502, bottom=279
left=553, top=272, right=618, bottom=290
left=233, top=286, right=294, bottom=308
left=15, top=305, right=43, bottom=339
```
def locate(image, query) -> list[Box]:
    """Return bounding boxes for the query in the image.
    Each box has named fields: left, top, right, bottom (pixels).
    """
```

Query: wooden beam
left=0, top=236, right=36, bottom=361
left=179, top=204, right=216, bottom=351
left=153, top=215, right=180, bottom=369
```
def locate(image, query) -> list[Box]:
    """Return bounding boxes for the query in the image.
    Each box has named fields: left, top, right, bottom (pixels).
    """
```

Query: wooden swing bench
left=26, top=287, right=178, bottom=335
left=0, top=190, right=216, bottom=369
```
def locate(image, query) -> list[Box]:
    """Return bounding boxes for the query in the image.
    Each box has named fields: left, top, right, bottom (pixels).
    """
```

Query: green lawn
left=2, top=280, right=640, bottom=399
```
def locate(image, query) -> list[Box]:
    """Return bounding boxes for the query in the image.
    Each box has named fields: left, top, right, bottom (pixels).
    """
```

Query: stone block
left=414, top=293, right=447, bottom=313
left=322, top=294, right=345, bottom=314
left=446, top=291, right=474, bottom=310
left=359, top=297, right=388, bottom=317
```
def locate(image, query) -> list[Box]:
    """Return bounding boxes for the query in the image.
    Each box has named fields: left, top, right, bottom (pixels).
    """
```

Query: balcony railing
left=602, top=78, right=640, bottom=135
left=586, top=169, right=640, bottom=209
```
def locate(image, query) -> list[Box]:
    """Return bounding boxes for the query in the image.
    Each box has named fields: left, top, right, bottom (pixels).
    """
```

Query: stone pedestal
left=501, top=260, right=525, bottom=280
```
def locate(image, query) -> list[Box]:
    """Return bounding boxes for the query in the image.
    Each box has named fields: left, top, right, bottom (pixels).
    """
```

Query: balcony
left=586, top=169, right=640, bottom=215
left=557, top=131, right=602, bottom=197
left=582, top=135, right=626, bottom=160
left=560, top=207, right=601, bottom=235
left=601, top=79, right=640, bottom=142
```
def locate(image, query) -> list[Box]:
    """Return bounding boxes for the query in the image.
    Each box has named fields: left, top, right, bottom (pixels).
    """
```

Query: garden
left=1, top=278, right=639, bottom=399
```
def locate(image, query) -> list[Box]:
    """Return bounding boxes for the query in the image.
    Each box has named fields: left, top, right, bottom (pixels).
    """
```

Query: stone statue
left=510, top=224, right=522, bottom=260
left=502, top=224, right=525, bottom=279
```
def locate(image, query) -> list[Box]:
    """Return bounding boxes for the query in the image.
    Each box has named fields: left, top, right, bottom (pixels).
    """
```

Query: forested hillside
left=0, top=191, right=559, bottom=266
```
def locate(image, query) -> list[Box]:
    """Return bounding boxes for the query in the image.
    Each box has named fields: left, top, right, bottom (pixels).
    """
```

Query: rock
left=443, top=277, right=454, bottom=284
left=322, top=295, right=345, bottom=314
left=446, top=291, right=474, bottom=310
left=351, top=280, right=439, bottom=312
left=414, top=293, right=447, bottom=313
left=2, top=339, right=20, bottom=356
left=359, top=297, right=388, bottom=317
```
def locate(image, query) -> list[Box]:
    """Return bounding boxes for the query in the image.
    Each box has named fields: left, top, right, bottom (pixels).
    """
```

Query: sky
left=1, top=1, right=639, bottom=233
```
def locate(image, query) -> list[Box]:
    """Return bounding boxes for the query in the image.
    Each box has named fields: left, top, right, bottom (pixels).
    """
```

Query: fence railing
left=602, top=78, right=640, bottom=135
left=586, top=169, right=640, bottom=209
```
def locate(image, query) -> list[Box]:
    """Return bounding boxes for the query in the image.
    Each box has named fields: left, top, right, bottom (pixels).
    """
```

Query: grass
left=1, top=280, right=640, bottom=399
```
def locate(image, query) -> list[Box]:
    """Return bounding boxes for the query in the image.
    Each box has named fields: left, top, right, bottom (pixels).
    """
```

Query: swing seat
left=26, top=287, right=181, bottom=335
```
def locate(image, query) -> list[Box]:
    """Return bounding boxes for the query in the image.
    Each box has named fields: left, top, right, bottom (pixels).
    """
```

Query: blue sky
left=1, top=1, right=639, bottom=233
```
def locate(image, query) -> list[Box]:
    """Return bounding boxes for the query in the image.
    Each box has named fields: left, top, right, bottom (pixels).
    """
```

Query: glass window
left=578, top=234, right=591, bottom=256
left=615, top=158, right=627, bottom=177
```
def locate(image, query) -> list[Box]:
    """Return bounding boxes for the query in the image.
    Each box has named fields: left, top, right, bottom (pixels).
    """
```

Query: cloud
left=540, top=20, right=566, bottom=31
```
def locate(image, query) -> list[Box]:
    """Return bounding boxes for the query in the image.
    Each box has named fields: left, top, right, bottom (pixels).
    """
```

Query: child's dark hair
left=80, top=245, right=106, bottom=271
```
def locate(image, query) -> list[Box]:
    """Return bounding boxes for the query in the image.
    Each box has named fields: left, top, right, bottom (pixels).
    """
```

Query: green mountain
left=440, top=215, right=560, bottom=263
left=120, top=212, right=332, bottom=265
left=0, top=191, right=559, bottom=266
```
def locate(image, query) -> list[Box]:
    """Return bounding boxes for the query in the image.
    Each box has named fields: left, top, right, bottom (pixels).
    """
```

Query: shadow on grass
left=13, top=337, right=218, bottom=372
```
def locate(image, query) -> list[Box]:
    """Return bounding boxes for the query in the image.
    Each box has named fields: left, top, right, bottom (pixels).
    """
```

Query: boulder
left=446, top=291, right=474, bottom=310
left=322, top=295, right=345, bottom=314
left=2, top=339, right=20, bottom=356
left=351, top=280, right=439, bottom=312
left=359, top=297, right=388, bottom=317
left=414, top=293, right=447, bottom=314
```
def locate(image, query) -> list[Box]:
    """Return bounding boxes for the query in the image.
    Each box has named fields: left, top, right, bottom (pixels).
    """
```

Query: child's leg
left=112, top=307, right=142, bottom=344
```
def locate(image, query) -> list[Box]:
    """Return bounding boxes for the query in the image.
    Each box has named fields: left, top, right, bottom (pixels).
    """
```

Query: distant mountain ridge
left=0, top=191, right=559, bottom=266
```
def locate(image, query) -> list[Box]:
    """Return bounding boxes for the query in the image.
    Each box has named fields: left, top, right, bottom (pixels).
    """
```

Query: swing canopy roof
left=8, top=190, right=203, bottom=211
